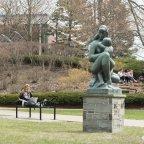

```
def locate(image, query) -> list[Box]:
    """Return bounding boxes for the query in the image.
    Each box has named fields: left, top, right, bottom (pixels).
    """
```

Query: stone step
left=117, top=82, right=143, bottom=93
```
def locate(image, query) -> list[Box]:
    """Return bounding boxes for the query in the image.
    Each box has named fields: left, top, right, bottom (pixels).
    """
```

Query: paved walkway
left=0, top=107, right=144, bottom=127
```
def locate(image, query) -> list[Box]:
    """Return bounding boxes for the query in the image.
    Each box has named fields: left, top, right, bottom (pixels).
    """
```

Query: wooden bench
left=16, top=101, right=56, bottom=120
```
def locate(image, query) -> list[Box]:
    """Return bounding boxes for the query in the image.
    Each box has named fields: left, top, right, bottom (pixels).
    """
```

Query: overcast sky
left=0, top=0, right=144, bottom=15
left=0, top=0, right=57, bottom=15
left=134, top=0, right=144, bottom=4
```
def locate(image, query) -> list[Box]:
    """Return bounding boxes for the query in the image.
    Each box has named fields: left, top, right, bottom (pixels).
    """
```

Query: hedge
left=0, top=92, right=144, bottom=108
left=22, top=55, right=81, bottom=68
left=125, top=93, right=144, bottom=107
left=0, top=92, right=84, bottom=106
left=0, top=94, right=18, bottom=105
left=33, top=91, right=83, bottom=106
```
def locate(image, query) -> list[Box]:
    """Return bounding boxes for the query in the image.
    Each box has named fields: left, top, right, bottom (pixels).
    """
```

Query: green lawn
left=16, top=108, right=144, bottom=120
left=125, top=109, right=144, bottom=120
left=0, top=119, right=143, bottom=144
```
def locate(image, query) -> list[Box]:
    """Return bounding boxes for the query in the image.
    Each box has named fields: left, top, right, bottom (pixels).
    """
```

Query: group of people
left=118, top=69, right=137, bottom=83
left=19, top=84, right=47, bottom=107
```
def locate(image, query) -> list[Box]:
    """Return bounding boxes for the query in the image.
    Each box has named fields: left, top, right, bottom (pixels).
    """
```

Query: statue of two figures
left=87, top=25, right=120, bottom=91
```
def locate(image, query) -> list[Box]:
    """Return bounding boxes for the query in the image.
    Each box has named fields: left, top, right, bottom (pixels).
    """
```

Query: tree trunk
left=97, top=0, right=103, bottom=25
left=27, top=0, right=32, bottom=41
left=39, top=23, right=42, bottom=56
left=68, top=12, right=73, bottom=46
left=128, top=0, right=144, bottom=46
left=55, top=17, right=58, bottom=43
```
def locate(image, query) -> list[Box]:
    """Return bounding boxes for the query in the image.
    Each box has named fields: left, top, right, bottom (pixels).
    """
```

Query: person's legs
left=120, top=76, right=125, bottom=82
left=130, top=76, right=137, bottom=82
left=27, top=99, right=36, bottom=106
left=125, top=76, right=129, bottom=83
left=90, top=54, right=104, bottom=85
left=101, top=52, right=111, bottom=84
left=91, top=56, right=102, bottom=75
left=90, top=52, right=111, bottom=85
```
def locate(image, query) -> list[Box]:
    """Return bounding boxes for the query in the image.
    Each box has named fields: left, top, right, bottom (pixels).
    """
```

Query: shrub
left=0, top=92, right=144, bottom=108
left=23, top=55, right=82, bottom=68
left=125, top=93, right=144, bottom=107
left=0, top=94, right=18, bottom=105
left=33, top=91, right=84, bottom=106
left=0, top=92, right=84, bottom=106
left=58, top=69, right=90, bottom=91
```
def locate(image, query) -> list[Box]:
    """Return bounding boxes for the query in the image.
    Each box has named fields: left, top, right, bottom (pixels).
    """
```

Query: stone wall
left=83, top=94, right=125, bottom=133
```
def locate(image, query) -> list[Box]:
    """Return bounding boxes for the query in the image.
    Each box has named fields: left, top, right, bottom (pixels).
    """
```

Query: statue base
left=87, top=84, right=122, bottom=96
left=83, top=86, right=125, bottom=133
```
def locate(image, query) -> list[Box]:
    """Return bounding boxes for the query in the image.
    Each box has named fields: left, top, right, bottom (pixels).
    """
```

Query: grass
left=43, top=108, right=82, bottom=116
left=125, top=109, right=144, bottom=120
left=0, top=119, right=144, bottom=144
left=15, top=108, right=144, bottom=120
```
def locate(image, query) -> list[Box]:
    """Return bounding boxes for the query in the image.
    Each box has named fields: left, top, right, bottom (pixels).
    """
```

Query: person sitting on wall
left=128, top=69, right=137, bottom=83
left=118, top=69, right=125, bottom=83
left=139, top=75, right=144, bottom=82
left=124, top=69, right=131, bottom=83
left=125, top=69, right=137, bottom=83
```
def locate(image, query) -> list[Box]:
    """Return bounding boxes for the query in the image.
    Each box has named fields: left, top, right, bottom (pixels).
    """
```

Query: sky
left=0, top=0, right=144, bottom=14
left=0, top=0, right=57, bottom=15
left=134, top=0, right=144, bottom=4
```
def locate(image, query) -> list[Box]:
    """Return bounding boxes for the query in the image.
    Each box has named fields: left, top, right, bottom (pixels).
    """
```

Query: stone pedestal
left=83, top=87, right=125, bottom=133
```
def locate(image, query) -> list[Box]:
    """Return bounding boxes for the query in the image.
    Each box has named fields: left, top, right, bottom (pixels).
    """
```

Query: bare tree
left=97, top=0, right=103, bottom=25
left=0, top=0, right=22, bottom=35
left=88, top=0, right=133, bottom=56
left=52, top=0, right=93, bottom=45
left=19, top=0, right=50, bottom=41
left=127, top=0, right=144, bottom=46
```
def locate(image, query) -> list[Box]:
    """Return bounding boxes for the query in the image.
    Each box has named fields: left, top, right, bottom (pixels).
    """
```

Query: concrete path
left=0, top=107, right=144, bottom=127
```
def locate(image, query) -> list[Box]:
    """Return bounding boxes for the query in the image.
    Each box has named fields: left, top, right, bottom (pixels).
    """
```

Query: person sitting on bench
left=19, top=84, right=39, bottom=107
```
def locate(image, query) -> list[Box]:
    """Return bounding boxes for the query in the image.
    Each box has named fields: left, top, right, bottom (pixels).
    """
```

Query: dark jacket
left=19, top=92, right=33, bottom=101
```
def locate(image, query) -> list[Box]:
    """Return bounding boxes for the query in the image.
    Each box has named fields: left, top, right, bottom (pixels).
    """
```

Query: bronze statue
left=88, top=25, right=120, bottom=88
